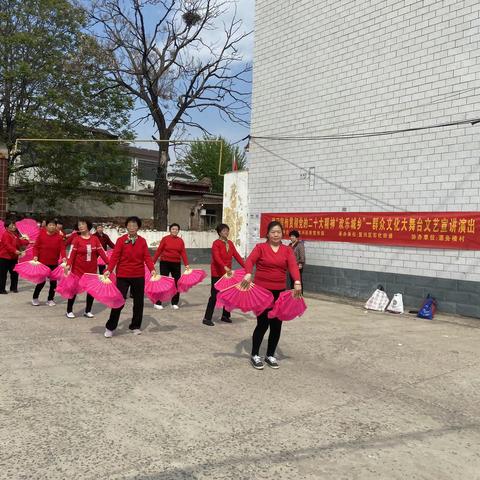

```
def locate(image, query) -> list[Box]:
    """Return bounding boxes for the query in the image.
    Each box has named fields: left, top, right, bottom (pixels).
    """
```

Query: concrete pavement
left=1, top=273, right=479, bottom=479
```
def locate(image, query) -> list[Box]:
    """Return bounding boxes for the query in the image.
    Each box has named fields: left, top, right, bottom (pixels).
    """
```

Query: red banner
left=260, top=212, right=480, bottom=250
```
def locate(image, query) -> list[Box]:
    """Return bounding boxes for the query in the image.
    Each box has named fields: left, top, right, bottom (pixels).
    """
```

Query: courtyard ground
left=1, top=273, right=479, bottom=479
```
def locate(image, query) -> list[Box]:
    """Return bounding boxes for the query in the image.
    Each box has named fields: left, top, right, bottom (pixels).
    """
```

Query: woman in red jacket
left=65, top=219, right=108, bottom=318
left=152, top=223, right=190, bottom=310
left=242, top=221, right=302, bottom=370
left=103, top=216, right=155, bottom=337
left=32, top=218, right=66, bottom=306
left=0, top=218, right=30, bottom=294
left=202, top=223, right=245, bottom=326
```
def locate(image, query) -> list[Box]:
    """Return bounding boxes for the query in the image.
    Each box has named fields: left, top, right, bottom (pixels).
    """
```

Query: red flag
left=232, top=153, right=238, bottom=171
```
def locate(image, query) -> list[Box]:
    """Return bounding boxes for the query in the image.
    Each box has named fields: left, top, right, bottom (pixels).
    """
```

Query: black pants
left=106, top=277, right=145, bottom=331
left=98, top=265, right=106, bottom=275
left=251, top=289, right=283, bottom=357
left=0, top=258, right=18, bottom=292
left=33, top=264, right=57, bottom=301
left=288, top=268, right=304, bottom=293
left=157, top=261, right=181, bottom=306
left=67, top=294, right=94, bottom=313
left=203, top=276, right=231, bottom=321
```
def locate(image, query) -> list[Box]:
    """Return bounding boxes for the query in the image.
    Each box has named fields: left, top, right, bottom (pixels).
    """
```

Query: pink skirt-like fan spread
left=268, top=290, right=307, bottom=321
left=78, top=273, right=125, bottom=309
left=214, top=268, right=246, bottom=291
left=177, top=269, right=207, bottom=293
left=13, top=260, right=51, bottom=284
left=144, top=274, right=177, bottom=304
left=56, top=273, right=84, bottom=300
left=216, top=284, right=274, bottom=316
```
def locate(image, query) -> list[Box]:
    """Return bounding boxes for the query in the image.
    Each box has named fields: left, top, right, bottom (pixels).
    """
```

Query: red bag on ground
left=177, top=269, right=207, bottom=293
left=217, top=283, right=274, bottom=316
left=78, top=273, right=125, bottom=309
left=214, top=268, right=246, bottom=291
left=14, top=260, right=51, bottom=284
left=145, top=274, right=177, bottom=304
left=268, top=290, right=307, bottom=321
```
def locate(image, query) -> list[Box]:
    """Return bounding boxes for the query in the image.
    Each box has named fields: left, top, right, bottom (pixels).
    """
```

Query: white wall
left=103, top=228, right=217, bottom=249
left=249, top=0, right=480, bottom=281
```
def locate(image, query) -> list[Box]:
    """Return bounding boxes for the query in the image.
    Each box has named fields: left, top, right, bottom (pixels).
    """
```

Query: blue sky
left=130, top=0, right=255, bottom=151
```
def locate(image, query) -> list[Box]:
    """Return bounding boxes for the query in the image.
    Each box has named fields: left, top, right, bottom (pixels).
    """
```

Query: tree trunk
left=153, top=139, right=170, bottom=230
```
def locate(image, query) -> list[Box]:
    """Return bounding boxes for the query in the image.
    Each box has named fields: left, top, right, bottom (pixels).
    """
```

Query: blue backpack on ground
left=417, top=294, right=437, bottom=320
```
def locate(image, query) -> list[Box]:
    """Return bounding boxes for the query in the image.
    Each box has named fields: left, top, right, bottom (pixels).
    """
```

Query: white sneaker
left=131, top=329, right=142, bottom=335
left=46, top=300, right=56, bottom=307
left=171, top=305, right=179, bottom=310
left=104, top=329, right=114, bottom=338
left=84, top=312, right=94, bottom=318
left=32, top=298, right=40, bottom=306
left=66, top=312, right=75, bottom=319
left=153, top=304, right=164, bottom=310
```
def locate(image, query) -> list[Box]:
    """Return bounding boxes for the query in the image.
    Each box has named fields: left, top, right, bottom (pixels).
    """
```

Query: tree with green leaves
left=0, top=0, right=134, bottom=211
left=175, top=137, right=245, bottom=193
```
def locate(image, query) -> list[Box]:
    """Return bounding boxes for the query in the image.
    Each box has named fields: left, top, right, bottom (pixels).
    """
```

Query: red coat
left=67, top=235, right=108, bottom=276
left=245, top=242, right=300, bottom=291
left=210, top=239, right=245, bottom=277
left=94, top=232, right=115, bottom=250
left=0, top=230, right=29, bottom=260
left=33, top=229, right=66, bottom=266
left=107, top=234, right=154, bottom=278
left=153, top=234, right=188, bottom=265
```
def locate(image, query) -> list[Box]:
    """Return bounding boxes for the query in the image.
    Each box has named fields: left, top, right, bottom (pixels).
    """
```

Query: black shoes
left=0, top=291, right=8, bottom=294
left=220, top=316, right=232, bottom=323
left=265, top=356, right=279, bottom=369
left=202, top=318, right=215, bottom=326
left=250, top=355, right=264, bottom=370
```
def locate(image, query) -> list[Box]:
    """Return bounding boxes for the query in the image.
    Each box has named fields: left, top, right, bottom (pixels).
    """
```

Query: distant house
left=10, top=145, right=222, bottom=230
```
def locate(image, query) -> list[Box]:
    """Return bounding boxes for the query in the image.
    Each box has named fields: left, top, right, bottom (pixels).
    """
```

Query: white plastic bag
left=386, top=293, right=404, bottom=314
left=365, top=286, right=389, bottom=312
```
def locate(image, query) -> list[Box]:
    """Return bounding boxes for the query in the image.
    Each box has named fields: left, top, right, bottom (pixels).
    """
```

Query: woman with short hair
left=65, top=219, right=108, bottom=318
left=0, top=218, right=29, bottom=294
left=202, top=223, right=245, bottom=326
left=32, top=218, right=66, bottom=306
left=103, top=216, right=155, bottom=337
left=242, top=221, right=302, bottom=370
left=152, top=223, right=189, bottom=310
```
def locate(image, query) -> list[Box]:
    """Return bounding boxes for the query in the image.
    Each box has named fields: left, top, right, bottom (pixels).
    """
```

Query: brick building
left=248, top=1, right=480, bottom=316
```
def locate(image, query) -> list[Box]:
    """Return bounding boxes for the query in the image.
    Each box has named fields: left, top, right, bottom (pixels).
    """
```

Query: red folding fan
left=97, top=249, right=113, bottom=266
left=16, top=218, right=40, bottom=242
left=268, top=290, right=307, bottom=321
left=56, top=273, right=83, bottom=300
left=216, top=283, right=274, bottom=316
left=78, top=273, right=125, bottom=309
left=214, top=268, right=246, bottom=291
left=13, top=260, right=51, bottom=284
left=145, top=274, right=177, bottom=304
left=49, top=262, right=68, bottom=282
left=177, top=269, right=207, bottom=293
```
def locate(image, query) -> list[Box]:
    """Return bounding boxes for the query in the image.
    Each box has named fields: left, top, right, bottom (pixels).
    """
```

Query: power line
left=251, top=139, right=405, bottom=212
left=250, top=116, right=480, bottom=142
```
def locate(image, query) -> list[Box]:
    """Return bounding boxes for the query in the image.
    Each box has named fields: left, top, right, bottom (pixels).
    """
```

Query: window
left=137, top=159, right=157, bottom=181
